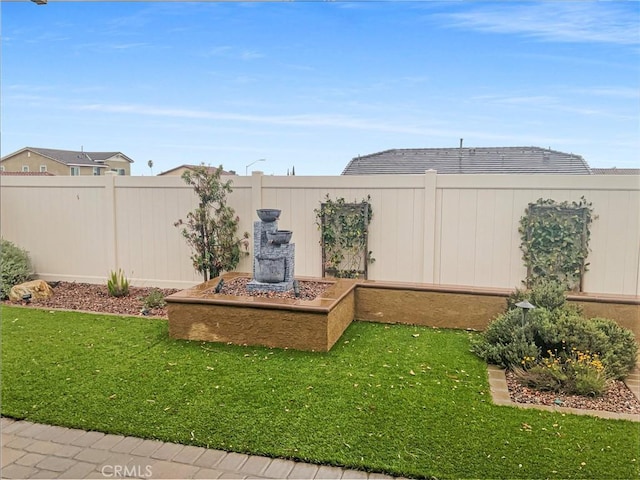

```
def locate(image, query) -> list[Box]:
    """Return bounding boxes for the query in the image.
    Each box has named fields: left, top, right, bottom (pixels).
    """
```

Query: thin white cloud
left=441, top=2, right=639, bottom=45
left=73, top=101, right=456, bottom=136
left=110, top=43, right=150, bottom=50
left=241, top=50, right=264, bottom=60
left=570, top=86, right=640, bottom=99
left=473, top=94, right=557, bottom=107
left=71, top=101, right=581, bottom=148
left=472, top=92, right=633, bottom=119
left=200, top=46, right=264, bottom=61
left=72, top=41, right=152, bottom=53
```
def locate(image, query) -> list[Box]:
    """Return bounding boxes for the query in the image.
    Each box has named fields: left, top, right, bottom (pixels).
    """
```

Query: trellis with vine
left=519, top=196, right=595, bottom=292
left=314, top=195, right=374, bottom=279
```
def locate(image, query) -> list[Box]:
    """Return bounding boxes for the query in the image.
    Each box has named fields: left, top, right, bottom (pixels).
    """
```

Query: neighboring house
left=590, top=168, right=640, bottom=175
left=342, top=147, right=592, bottom=175
left=158, top=164, right=236, bottom=176
left=0, top=147, right=134, bottom=176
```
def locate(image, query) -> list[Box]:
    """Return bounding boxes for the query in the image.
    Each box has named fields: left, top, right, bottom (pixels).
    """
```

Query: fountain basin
left=167, top=273, right=357, bottom=352
left=254, top=257, right=286, bottom=283
left=266, top=230, right=293, bottom=245
left=256, top=209, right=281, bottom=222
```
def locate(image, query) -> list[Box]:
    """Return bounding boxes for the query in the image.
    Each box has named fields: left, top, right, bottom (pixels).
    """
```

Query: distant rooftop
left=1, top=147, right=134, bottom=167
left=590, top=167, right=640, bottom=175
left=0, top=171, right=55, bottom=176
left=342, top=147, right=592, bottom=175
left=158, top=164, right=236, bottom=176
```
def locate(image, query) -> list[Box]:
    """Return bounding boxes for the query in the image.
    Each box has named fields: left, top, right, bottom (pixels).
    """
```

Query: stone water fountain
left=246, top=209, right=295, bottom=293
left=167, top=207, right=356, bottom=351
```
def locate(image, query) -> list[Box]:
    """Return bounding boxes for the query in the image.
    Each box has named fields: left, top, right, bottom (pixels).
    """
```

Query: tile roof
left=26, top=147, right=132, bottom=166
left=158, top=164, right=236, bottom=176
left=342, top=147, right=592, bottom=175
left=590, top=167, right=640, bottom=175
left=0, top=147, right=134, bottom=167
left=0, top=171, right=55, bottom=176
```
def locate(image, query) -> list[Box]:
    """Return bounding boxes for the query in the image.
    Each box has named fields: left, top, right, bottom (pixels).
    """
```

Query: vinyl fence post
left=422, top=169, right=437, bottom=284
left=103, top=173, right=118, bottom=274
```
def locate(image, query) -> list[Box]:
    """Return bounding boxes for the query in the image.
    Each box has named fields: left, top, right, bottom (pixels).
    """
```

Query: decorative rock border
left=487, top=365, right=640, bottom=422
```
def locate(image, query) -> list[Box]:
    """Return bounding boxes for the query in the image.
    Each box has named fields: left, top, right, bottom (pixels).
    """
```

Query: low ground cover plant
left=472, top=280, right=638, bottom=396
left=2, top=306, right=638, bottom=479
left=0, top=238, right=32, bottom=300
left=141, top=289, right=166, bottom=309
left=515, top=349, right=607, bottom=397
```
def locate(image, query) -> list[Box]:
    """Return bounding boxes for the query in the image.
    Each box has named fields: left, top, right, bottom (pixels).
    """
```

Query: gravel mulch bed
left=210, top=276, right=330, bottom=301
left=2, top=277, right=330, bottom=317
left=4, top=280, right=638, bottom=415
left=2, top=282, right=180, bottom=318
left=506, top=370, right=640, bottom=414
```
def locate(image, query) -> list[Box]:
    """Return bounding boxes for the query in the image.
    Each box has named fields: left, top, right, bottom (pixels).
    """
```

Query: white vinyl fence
left=1, top=172, right=638, bottom=295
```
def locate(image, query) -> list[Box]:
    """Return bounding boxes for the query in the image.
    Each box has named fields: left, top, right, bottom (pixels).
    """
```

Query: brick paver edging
left=487, top=365, right=640, bottom=422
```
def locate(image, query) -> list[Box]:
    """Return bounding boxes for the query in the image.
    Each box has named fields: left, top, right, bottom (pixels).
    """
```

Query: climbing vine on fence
left=519, top=196, right=595, bottom=291
left=314, top=195, right=374, bottom=279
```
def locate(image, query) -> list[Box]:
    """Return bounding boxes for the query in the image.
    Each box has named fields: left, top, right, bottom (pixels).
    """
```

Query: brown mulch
left=3, top=282, right=180, bottom=318
left=4, top=281, right=638, bottom=415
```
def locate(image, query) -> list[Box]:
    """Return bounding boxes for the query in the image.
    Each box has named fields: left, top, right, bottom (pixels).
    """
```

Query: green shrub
left=506, top=279, right=568, bottom=312
left=0, top=238, right=32, bottom=300
left=589, top=318, right=638, bottom=379
left=142, top=289, right=166, bottom=309
left=533, top=308, right=607, bottom=356
left=476, top=283, right=639, bottom=382
left=470, top=308, right=541, bottom=368
left=535, top=313, right=637, bottom=379
left=529, top=280, right=568, bottom=311
left=107, top=269, right=129, bottom=297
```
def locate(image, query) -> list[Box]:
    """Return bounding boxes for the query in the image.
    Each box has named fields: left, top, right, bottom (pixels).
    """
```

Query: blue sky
left=2, top=1, right=638, bottom=175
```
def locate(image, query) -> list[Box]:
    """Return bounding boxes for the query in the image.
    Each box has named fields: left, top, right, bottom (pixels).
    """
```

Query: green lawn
left=1, top=305, right=638, bottom=479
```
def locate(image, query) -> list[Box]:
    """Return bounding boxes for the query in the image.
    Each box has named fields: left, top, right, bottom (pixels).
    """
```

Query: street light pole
left=245, top=158, right=266, bottom=176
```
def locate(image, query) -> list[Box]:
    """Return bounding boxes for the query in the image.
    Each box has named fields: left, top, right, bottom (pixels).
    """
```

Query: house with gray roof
left=342, top=147, right=592, bottom=175
left=0, top=147, right=134, bottom=176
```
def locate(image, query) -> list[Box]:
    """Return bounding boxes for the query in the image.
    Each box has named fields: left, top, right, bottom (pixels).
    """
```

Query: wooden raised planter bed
left=167, top=274, right=640, bottom=351
left=167, top=273, right=357, bottom=352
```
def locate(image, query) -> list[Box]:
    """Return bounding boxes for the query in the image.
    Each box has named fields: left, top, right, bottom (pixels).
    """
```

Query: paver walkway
left=1, top=418, right=397, bottom=479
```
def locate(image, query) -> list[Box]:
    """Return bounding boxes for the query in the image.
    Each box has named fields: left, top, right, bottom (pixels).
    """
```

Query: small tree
left=175, top=165, right=249, bottom=282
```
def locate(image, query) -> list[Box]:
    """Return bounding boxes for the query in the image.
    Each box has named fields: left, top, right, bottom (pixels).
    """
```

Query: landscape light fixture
left=245, top=158, right=266, bottom=176
left=515, top=300, right=536, bottom=327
